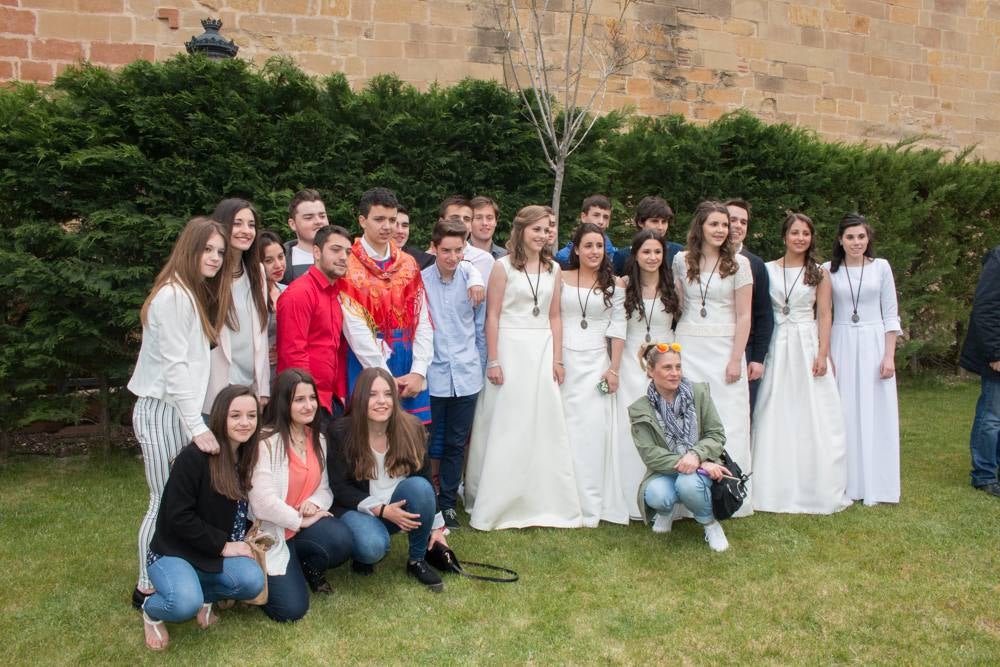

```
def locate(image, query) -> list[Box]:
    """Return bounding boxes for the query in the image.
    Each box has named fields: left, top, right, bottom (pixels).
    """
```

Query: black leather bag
left=425, top=542, right=519, bottom=583
left=710, top=450, right=751, bottom=520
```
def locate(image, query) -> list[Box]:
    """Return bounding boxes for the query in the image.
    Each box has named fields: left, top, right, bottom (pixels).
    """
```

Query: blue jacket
left=612, top=241, right=683, bottom=276
left=960, top=246, right=1000, bottom=381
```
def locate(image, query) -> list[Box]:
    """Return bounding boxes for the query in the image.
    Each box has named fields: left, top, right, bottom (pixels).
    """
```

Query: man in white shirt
left=281, top=189, right=329, bottom=284
left=469, top=196, right=508, bottom=259
left=437, top=195, right=496, bottom=290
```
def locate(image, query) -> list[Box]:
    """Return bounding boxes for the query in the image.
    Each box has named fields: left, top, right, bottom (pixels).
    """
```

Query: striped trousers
left=132, top=397, right=190, bottom=590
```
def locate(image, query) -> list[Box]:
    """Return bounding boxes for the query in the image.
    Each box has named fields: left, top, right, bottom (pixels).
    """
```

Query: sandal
left=142, top=611, right=169, bottom=651
left=196, top=603, right=218, bottom=630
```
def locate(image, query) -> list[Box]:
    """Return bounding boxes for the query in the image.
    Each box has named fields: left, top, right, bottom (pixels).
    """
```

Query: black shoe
left=302, top=565, right=333, bottom=594
left=132, top=586, right=151, bottom=610
left=974, top=482, right=1000, bottom=497
left=351, top=560, right=375, bottom=576
left=442, top=508, right=461, bottom=530
left=406, top=559, right=443, bottom=592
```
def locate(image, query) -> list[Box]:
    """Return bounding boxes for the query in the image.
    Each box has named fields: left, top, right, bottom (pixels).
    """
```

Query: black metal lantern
left=185, top=18, right=239, bottom=59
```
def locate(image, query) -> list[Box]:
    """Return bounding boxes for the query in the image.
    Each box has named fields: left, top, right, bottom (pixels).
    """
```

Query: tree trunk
left=97, top=373, right=112, bottom=457
left=550, top=157, right=566, bottom=250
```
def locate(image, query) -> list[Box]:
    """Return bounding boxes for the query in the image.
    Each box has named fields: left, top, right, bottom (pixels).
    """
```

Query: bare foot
left=142, top=612, right=169, bottom=651
left=196, top=603, right=218, bottom=630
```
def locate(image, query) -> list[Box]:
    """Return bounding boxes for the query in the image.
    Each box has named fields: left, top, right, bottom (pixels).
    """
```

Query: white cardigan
left=127, top=281, right=211, bottom=438
left=248, top=431, right=334, bottom=576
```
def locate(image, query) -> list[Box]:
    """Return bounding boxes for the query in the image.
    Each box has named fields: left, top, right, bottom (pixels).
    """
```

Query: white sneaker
left=703, top=521, right=729, bottom=552
left=651, top=513, right=673, bottom=534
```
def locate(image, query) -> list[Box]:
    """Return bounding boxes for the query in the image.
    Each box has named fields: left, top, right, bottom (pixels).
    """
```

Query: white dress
left=672, top=251, right=754, bottom=518
left=751, top=262, right=851, bottom=514
left=465, top=257, right=583, bottom=530
left=615, top=292, right=675, bottom=519
left=823, top=258, right=901, bottom=505
left=559, top=280, right=629, bottom=527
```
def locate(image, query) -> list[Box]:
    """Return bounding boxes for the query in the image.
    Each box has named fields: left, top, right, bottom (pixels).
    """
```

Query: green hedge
left=1, top=55, right=997, bottom=435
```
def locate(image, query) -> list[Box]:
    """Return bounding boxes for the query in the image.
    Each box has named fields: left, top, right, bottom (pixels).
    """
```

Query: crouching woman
left=141, top=385, right=266, bottom=651
left=629, top=343, right=733, bottom=552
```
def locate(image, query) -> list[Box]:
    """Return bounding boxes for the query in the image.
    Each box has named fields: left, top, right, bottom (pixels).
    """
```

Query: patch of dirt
left=8, top=425, right=139, bottom=457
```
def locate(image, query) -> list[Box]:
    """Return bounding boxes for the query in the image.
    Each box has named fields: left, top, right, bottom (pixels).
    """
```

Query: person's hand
left=700, top=461, right=733, bottom=481
left=602, top=369, right=620, bottom=393
left=300, top=501, right=320, bottom=517
left=879, top=356, right=895, bottom=379
left=725, top=359, right=742, bottom=384
left=396, top=372, right=425, bottom=398
left=428, top=527, right=449, bottom=550
left=989, top=360, right=1000, bottom=373
left=487, top=365, right=504, bottom=386
left=812, top=356, right=827, bottom=377
left=674, top=451, right=700, bottom=474
left=467, top=285, right=486, bottom=307
left=382, top=500, right=422, bottom=532
left=299, top=510, right=332, bottom=528
left=222, top=541, right=253, bottom=558
left=747, top=361, right=764, bottom=381
left=553, top=363, right=565, bottom=385
left=268, top=344, right=278, bottom=366
left=259, top=396, right=269, bottom=409
left=193, top=431, right=220, bottom=455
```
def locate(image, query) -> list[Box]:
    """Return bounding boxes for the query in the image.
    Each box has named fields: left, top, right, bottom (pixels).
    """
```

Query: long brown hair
left=623, top=230, right=681, bottom=320
left=140, top=217, right=231, bottom=345
left=344, top=368, right=426, bottom=480
left=205, top=384, right=259, bottom=500
left=781, top=213, right=823, bottom=286
left=684, top=200, right=739, bottom=283
left=507, top=204, right=555, bottom=272
left=212, top=198, right=268, bottom=332
left=567, top=222, right=615, bottom=308
left=258, top=368, right=324, bottom=466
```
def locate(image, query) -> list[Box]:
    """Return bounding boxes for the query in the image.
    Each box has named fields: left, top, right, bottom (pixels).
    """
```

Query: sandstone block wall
left=2, top=0, right=999, bottom=159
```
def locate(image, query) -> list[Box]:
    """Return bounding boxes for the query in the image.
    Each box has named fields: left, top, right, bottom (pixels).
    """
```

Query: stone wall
left=3, top=0, right=1000, bottom=158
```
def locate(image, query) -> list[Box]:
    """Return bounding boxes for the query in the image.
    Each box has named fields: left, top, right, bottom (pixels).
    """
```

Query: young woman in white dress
left=823, top=213, right=901, bottom=505
left=465, top=205, right=583, bottom=530
left=672, top=201, right=754, bottom=518
left=559, top=222, right=628, bottom=527
left=616, top=230, right=682, bottom=519
left=752, top=213, right=850, bottom=514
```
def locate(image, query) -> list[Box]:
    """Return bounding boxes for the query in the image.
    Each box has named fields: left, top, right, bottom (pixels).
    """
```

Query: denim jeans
left=429, top=393, right=478, bottom=510
left=643, top=472, right=714, bottom=525
left=970, top=376, right=1000, bottom=487
left=340, top=476, right=437, bottom=563
left=261, top=516, right=353, bottom=623
left=144, top=555, right=264, bottom=623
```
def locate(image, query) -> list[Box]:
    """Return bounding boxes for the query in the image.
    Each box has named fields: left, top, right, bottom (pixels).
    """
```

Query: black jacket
left=741, top=247, right=774, bottom=365
left=149, top=444, right=243, bottom=573
left=281, top=239, right=311, bottom=285
left=325, top=419, right=433, bottom=517
left=402, top=245, right=436, bottom=270
left=960, top=246, right=1000, bottom=381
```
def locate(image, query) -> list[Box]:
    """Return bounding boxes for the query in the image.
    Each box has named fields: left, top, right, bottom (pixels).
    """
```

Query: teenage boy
left=394, top=204, right=435, bottom=269
left=725, top=198, right=773, bottom=415
left=555, top=194, right=617, bottom=268
left=276, top=225, right=388, bottom=425
left=422, top=219, right=487, bottom=528
left=282, top=188, right=329, bottom=284
left=612, top=195, right=683, bottom=275
left=340, top=187, right=434, bottom=424
left=470, top=196, right=507, bottom=259
left=437, top=196, right=494, bottom=290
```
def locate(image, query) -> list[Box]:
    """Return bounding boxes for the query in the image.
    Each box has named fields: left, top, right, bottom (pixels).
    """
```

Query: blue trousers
left=145, top=555, right=264, bottom=623
left=340, top=476, right=437, bottom=563
left=429, top=393, right=478, bottom=510
left=970, top=376, right=1000, bottom=487
left=643, top=472, right=715, bottom=525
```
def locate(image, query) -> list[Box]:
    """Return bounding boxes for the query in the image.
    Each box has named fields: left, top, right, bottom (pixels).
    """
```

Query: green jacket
left=627, top=383, right=726, bottom=524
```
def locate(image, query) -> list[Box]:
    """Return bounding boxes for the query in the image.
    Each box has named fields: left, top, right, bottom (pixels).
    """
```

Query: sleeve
left=734, top=254, right=754, bottom=290
left=627, top=406, right=682, bottom=474
left=749, top=258, right=774, bottom=363
left=305, top=435, right=334, bottom=511
left=606, top=285, right=627, bottom=340
left=474, top=300, right=487, bottom=373
left=159, top=447, right=228, bottom=556
left=247, top=436, right=303, bottom=532
left=555, top=242, right=573, bottom=268
left=154, top=287, right=210, bottom=437
left=276, top=284, right=312, bottom=375
left=254, top=265, right=271, bottom=398
left=692, top=387, right=726, bottom=462
left=971, top=250, right=1000, bottom=359
left=340, top=294, right=392, bottom=370
left=878, top=259, right=903, bottom=335
left=459, top=261, right=484, bottom=288
left=325, top=424, right=374, bottom=512
left=410, top=291, right=433, bottom=377
left=612, top=249, right=629, bottom=276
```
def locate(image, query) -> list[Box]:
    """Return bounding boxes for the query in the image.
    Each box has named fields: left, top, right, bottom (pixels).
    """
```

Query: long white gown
left=465, top=257, right=584, bottom=530
left=672, top=251, right=754, bottom=518
left=615, top=292, right=675, bottom=519
left=751, top=262, right=851, bottom=514
left=823, top=258, right=901, bottom=505
left=559, top=281, right=629, bottom=527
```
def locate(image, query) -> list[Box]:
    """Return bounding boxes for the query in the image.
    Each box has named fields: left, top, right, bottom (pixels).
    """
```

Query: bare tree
left=493, top=0, right=645, bottom=225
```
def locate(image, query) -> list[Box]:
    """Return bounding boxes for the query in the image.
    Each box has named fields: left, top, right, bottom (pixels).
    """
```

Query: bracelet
left=608, top=369, right=619, bottom=376
left=378, top=504, right=386, bottom=519
left=486, top=360, right=501, bottom=369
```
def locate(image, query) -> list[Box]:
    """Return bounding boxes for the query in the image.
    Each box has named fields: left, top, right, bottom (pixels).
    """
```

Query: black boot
left=302, top=564, right=332, bottom=594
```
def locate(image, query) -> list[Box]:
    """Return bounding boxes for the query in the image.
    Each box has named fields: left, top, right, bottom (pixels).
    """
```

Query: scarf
left=646, top=378, right=698, bottom=455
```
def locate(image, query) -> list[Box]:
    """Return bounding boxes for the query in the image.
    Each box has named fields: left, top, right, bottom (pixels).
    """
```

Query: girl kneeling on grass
left=141, top=385, right=266, bottom=651
left=248, top=368, right=354, bottom=622
left=628, top=343, right=733, bottom=552
left=326, top=367, right=449, bottom=592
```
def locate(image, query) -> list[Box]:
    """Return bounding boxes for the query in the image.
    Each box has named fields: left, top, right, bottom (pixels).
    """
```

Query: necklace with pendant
left=781, top=258, right=806, bottom=315
left=845, top=259, right=865, bottom=323
left=525, top=261, right=542, bottom=316
left=698, top=255, right=721, bottom=318
left=638, top=290, right=658, bottom=342
left=577, top=275, right=598, bottom=329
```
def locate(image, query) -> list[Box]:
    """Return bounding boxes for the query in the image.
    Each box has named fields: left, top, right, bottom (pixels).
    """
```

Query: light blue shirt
left=421, top=262, right=487, bottom=398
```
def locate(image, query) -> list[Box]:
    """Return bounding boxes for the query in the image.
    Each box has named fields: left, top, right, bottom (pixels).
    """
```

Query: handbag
left=425, top=542, right=519, bottom=583
left=710, top=450, right=751, bottom=520
left=243, top=520, right=274, bottom=605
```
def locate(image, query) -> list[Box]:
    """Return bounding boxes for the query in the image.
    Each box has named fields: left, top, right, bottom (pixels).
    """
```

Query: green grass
left=2, top=380, right=999, bottom=665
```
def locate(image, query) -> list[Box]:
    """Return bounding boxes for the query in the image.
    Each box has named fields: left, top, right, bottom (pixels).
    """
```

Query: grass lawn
left=1, top=379, right=998, bottom=665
